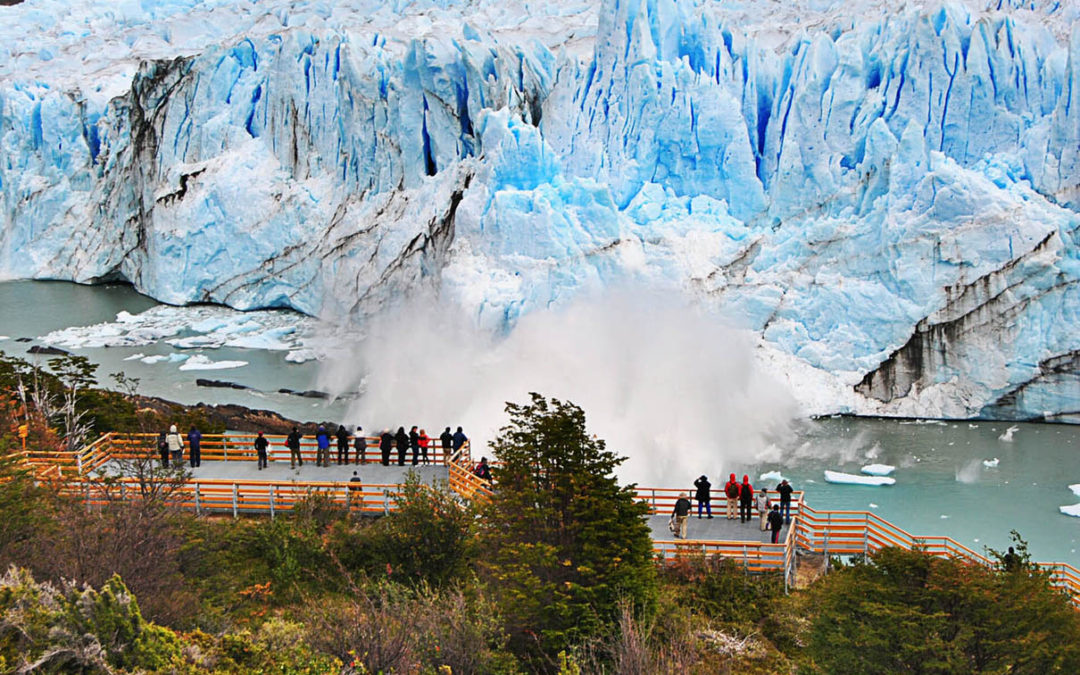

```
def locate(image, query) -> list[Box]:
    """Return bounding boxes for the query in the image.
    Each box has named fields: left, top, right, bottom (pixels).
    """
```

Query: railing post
left=232, top=484, right=238, bottom=518
left=195, top=484, right=201, bottom=516
left=269, top=486, right=276, bottom=519
left=383, top=489, right=390, bottom=515
left=863, top=514, right=870, bottom=556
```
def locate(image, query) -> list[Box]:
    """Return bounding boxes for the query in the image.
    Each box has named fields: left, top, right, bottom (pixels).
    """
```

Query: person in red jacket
left=738, top=475, right=754, bottom=523
left=724, top=473, right=740, bottom=520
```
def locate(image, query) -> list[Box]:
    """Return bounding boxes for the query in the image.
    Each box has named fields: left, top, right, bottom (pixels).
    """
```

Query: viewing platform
left=15, top=432, right=1080, bottom=605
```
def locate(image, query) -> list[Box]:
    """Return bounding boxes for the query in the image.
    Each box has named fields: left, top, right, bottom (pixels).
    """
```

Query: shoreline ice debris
left=178, top=355, right=249, bottom=371
left=998, top=426, right=1020, bottom=442
left=824, top=470, right=895, bottom=486
left=861, top=463, right=895, bottom=476
left=983, top=458, right=999, bottom=468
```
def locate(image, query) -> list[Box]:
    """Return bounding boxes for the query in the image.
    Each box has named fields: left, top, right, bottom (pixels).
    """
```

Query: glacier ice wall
left=0, top=0, right=1078, bottom=421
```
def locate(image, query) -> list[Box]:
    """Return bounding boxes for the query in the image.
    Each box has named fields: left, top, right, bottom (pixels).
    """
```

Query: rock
left=195, top=378, right=250, bottom=390
left=28, top=345, right=70, bottom=356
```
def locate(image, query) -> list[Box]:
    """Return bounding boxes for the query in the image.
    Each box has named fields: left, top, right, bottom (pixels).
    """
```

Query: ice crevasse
left=0, top=0, right=1078, bottom=421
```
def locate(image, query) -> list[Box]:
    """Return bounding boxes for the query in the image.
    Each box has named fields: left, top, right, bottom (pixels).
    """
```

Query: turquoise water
left=762, top=417, right=1080, bottom=565
left=2, top=281, right=1079, bottom=564
left=0, top=281, right=345, bottom=422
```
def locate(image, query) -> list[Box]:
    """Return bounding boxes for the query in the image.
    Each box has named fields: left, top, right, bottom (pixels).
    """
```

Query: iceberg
left=759, top=470, right=785, bottom=483
left=178, top=355, right=248, bottom=371
left=824, top=470, right=896, bottom=486
left=1, top=0, right=1079, bottom=421
left=861, top=464, right=896, bottom=476
left=1060, top=504, right=1080, bottom=518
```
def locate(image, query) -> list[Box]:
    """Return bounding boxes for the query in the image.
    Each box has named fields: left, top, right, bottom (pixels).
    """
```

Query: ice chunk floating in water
left=759, top=470, right=786, bottom=483
left=861, top=464, right=895, bottom=476
left=983, top=458, right=1000, bottom=468
left=999, top=426, right=1020, bottom=442
left=178, top=355, right=248, bottom=371
left=1060, top=505, right=1080, bottom=518
left=824, top=471, right=895, bottom=486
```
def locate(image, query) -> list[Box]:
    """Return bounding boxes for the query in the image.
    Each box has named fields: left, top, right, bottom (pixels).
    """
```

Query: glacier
left=1, top=0, right=1079, bottom=421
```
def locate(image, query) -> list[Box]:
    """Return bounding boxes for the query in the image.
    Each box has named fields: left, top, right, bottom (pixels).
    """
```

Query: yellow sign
left=17, top=425, right=28, bottom=439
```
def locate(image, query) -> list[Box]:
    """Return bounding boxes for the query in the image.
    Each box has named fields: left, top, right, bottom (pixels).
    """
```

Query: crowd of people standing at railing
left=671, top=474, right=795, bottom=543
left=155, top=422, right=469, bottom=472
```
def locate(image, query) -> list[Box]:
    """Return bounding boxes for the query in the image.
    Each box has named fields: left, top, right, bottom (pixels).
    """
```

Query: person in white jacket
left=755, top=488, right=772, bottom=531
left=165, top=424, right=184, bottom=465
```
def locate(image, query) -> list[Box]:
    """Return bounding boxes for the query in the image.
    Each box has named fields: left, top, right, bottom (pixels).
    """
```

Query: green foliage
left=353, top=473, right=475, bottom=587
left=659, top=555, right=784, bottom=624
left=479, top=393, right=657, bottom=670
left=794, top=546, right=1080, bottom=674
left=0, top=567, right=181, bottom=673
left=249, top=516, right=328, bottom=603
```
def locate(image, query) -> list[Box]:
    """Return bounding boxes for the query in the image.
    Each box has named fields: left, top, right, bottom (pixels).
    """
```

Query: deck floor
left=647, top=513, right=791, bottom=544
left=101, top=457, right=451, bottom=486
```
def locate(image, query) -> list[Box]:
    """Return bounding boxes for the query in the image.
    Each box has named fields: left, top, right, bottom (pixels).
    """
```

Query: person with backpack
left=671, top=493, right=692, bottom=539
left=755, top=488, right=771, bottom=531
left=724, top=473, right=740, bottom=519
left=738, top=475, right=754, bottom=523
left=286, top=426, right=303, bottom=469
left=768, top=504, right=785, bottom=543
left=254, top=431, right=269, bottom=470
left=694, top=474, right=713, bottom=519
left=157, top=430, right=169, bottom=468
left=418, top=429, right=430, bottom=464
left=473, top=457, right=492, bottom=481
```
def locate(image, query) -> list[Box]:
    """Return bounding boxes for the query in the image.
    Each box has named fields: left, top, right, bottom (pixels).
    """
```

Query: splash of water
left=319, top=290, right=803, bottom=485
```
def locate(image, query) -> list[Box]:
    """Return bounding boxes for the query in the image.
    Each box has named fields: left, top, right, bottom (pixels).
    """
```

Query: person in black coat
left=694, top=475, right=712, bottom=519
left=767, top=504, right=784, bottom=543
left=254, top=432, right=269, bottom=470
left=395, top=427, right=409, bottom=466
left=335, top=424, right=350, bottom=465
left=409, top=426, right=420, bottom=466
left=777, top=479, right=794, bottom=524
left=440, top=427, right=453, bottom=459
left=671, top=493, right=692, bottom=539
left=379, top=430, right=393, bottom=466
left=738, top=475, right=754, bottom=523
left=452, top=426, right=467, bottom=452
left=286, top=427, right=303, bottom=469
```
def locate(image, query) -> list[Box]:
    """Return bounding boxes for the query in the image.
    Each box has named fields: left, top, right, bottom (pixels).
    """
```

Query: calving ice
left=0, top=0, right=1078, bottom=421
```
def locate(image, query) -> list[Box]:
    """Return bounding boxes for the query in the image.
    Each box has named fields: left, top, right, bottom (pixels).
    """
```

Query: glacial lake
left=1, top=280, right=1078, bottom=565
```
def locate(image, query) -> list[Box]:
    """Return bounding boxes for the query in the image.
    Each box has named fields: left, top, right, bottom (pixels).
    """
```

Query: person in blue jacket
left=316, top=425, right=331, bottom=467
left=187, top=425, right=202, bottom=468
left=452, top=426, right=468, bottom=452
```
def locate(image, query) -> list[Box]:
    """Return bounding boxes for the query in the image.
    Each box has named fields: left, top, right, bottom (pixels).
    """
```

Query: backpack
left=725, top=481, right=739, bottom=498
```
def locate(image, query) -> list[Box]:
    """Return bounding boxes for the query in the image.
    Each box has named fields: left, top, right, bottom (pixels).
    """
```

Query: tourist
left=254, top=431, right=269, bottom=470
left=379, top=429, right=393, bottom=466
left=335, top=424, right=350, bottom=465
left=474, top=456, right=492, bottom=481
left=755, top=488, right=771, bottom=531
left=1003, top=546, right=1021, bottom=572
left=777, top=479, right=794, bottom=524
left=418, top=428, right=430, bottom=464
left=409, top=426, right=420, bottom=465
left=738, top=475, right=754, bottom=523
left=353, top=425, right=365, bottom=464
left=694, top=474, right=713, bottom=519
left=166, top=424, right=184, bottom=465
left=672, top=493, right=692, bottom=539
left=452, top=426, right=467, bottom=453
left=440, top=426, right=453, bottom=459
left=724, top=473, right=740, bottom=519
left=157, top=430, right=169, bottom=467
left=286, top=426, right=303, bottom=469
left=768, top=504, right=784, bottom=543
left=395, top=426, right=408, bottom=466
left=187, top=425, right=202, bottom=468
left=315, top=425, right=330, bottom=467
left=349, top=470, right=362, bottom=490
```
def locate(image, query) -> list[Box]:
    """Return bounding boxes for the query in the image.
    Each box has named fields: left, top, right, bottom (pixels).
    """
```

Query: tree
left=797, top=546, right=1080, bottom=674
left=478, top=393, right=657, bottom=670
